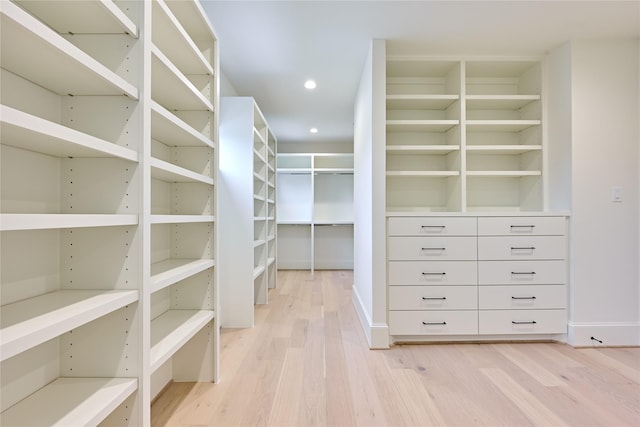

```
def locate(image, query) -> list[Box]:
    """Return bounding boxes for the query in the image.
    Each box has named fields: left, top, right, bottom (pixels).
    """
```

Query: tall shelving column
left=146, top=0, right=220, bottom=409
left=1, top=0, right=143, bottom=425
left=277, top=153, right=354, bottom=271
left=219, top=97, right=277, bottom=328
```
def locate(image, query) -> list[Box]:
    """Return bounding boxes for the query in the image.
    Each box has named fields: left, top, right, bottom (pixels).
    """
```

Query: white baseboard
left=351, top=284, right=389, bottom=349
left=568, top=321, right=640, bottom=347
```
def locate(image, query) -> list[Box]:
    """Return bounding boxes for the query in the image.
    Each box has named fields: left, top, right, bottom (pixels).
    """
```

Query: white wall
left=278, top=141, right=353, bottom=154
left=567, top=39, right=640, bottom=346
left=220, top=70, right=239, bottom=96
left=352, top=39, right=389, bottom=348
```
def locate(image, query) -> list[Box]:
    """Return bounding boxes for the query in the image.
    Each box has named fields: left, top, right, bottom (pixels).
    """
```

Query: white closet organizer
left=219, top=97, right=277, bottom=328
left=277, top=153, right=354, bottom=271
left=385, top=58, right=543, bottom=212
left=1, top=0, right=219, bottom=425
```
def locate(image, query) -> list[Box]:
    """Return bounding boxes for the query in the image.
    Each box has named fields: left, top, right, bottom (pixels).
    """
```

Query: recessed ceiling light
left=304, top=80, right=317, bottom=90
left=309, top=127, right=318, bottom=134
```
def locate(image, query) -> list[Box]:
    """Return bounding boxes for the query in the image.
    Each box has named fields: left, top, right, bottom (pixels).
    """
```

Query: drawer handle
left=421, top=247, right=446, bottom=251
left=511, top=296, right=537, bottom=300
left=422, top=296, right=447, bottom=300
left=512, top=320, right=537, bottom=325
left=511, top=271, right=536, bottom=275
left=511, top=246, right=536, bottom=251
left=422, top=321, right=447, bottom=325
left=421, top=225, right=446, bottom=229
left=422, top=272, right=446, bottom=276
left=510, top=225, right=535, bottom=229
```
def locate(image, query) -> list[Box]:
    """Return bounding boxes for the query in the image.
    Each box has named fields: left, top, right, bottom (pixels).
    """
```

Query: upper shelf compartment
left=0, top=0, right=138, bottom=98
left=386, top=59, right=461, bottom=96
left=152, top=0, right=212, bottom=76
left=465, top=60, right=541, bottom=96
left=13, top=0, right=138, bottom=37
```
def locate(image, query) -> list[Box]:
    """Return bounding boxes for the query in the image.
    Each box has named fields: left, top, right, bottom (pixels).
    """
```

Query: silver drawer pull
left=510, top=225, right=535, bottom=229
left=422, top=297, right=447, bottom=300
left=421, top=247, right=446, bottom=251
left=422, top=272, right=446, bottom=276
left=421, top=225, right=445, bottom=229
left=512, top=320, right=537, bottom=325
left=422, top=321, right=447, bottom=325
left=511, top=271, right=536, bottom=275
left=511, top=246, right=536, bottom=251
left=511, top=296, right=537, bottom=300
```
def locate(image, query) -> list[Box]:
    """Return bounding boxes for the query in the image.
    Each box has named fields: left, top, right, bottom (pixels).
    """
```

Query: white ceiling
left=200, top=0, right=640, bottom=146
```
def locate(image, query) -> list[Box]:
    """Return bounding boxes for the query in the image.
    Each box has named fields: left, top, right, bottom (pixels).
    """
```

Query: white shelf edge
left=466, top=171, right=542, bottom=177
left=253, top=171, right=266, bottom=182
left=0, top=377, right=137, bottom=427
left=314, top=168, right=354, bottom=174
left=1, top=0, right=138, bottom=99
left=151, top=101, right=214, bottom=148
left=1, top=105, right=138, bottom=161
left=277, top=168, right=313, bottom=174
left=150, top=258, right=215, bottom=294
left=150, top=309, right=214, bottom=373
left=151, top=44, right=213, bottom=111
left=254, top=239, right=266, bottom=248
left=267, top=257, right=276, bottom=267
left=313, top=221, right=355, bottom=225
left=253, top=265, right=266, bottom=279
left=465, top=94, right=540, bottom=100
left=0, top=214, right=138, bottom=231
left=466, top=145, right=543, bottom=153
left=253, top=148, right=266, bottom=164
left=150, top=215, right=215, bottom=224
left=386, top=145, right=460, bottom=154
left=277, top=221, right=312, bottom=225
left=150, top=157, right=214, bottom=185
left=100, top=0, right=139, bottom=37
left=1, top=290, right=138, bottom=362
left=386, top=171, right=460, bottom=177
left=152, top=0, right=213, bottom=75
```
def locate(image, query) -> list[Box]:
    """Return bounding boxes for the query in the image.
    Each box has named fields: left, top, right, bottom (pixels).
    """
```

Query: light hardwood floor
left=152, top=270, right=640, bottom=426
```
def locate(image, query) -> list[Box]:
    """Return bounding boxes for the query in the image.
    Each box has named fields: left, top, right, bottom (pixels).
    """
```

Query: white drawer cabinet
left=389, top=286, right=478, bottom=310
left=387, top=214, right=568, bottom=340
left=388, top=261, right=477, bottom=285
left=388, top=217, right=477, bottom=236
left=389, top=311, right=479, bottom=335
left=388, top=236, right=477, bottom=261
left=478, top=285, right=566, bottom=309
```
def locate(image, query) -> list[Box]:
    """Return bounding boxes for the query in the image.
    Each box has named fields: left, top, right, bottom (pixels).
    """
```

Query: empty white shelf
left=0, top=377, right=137, bottom=427
left=386, top=145, right=460, bottom=155
left=14, top=0, right=138, bottom=36
left=1, top=105, right=138, bottom=161
left=466, top=120, right=540, bottom=132
left=466, top=94, right=540, bottom=110
left=466, top=145, right=543, bottom=154
left=150, top=309, right=214, bottom=372
left=150, top=157, right=214, bottom=185
left=152, top=0, right=212, bottom=75
left=150, top=258, right=215, bottom=293
left=150, top=215, right=215, bottom=224
left=151, top=101, right=214, bottom=148
left=1, top=290, right=138, bottom=361
left=466, top=170, right=542, bottom=177
left=1, top=0, right=138, bottom=98
left=386, top=94, right=459, bottom=110
left=314, top=168, right=354, bottom=174
left=387, top=120, right=459, bottom=132
left=386, top=171, right=460, bottom=177
left=151, top=44, right=213, bottom=111
left=0, top=214, right=138, bottom=231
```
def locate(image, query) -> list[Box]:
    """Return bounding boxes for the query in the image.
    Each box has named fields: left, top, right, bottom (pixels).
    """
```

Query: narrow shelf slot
left=466, top=171, right=541, bottom=177
left=386, top=94, right=459, bottom=110
left=1, top=0, right=138, bottom=98
left=466, top=145, right=542, bottom=154
left=14, top=0, right=138, bottom=36
left=150, top=259, right=215, bottom=294
left=150, top=157, right=214, bottom=185
left=466, top=120, right=540, bottom=132
left=0, top=105, right=138, bottom=161
left=387, top=120, right=459, bottom=132
left=1, top=290, right=138, bottom=362
left=0, top=378, right=137, bottom=427
left=386, top=145, right=460, bottom=155
left=0, top=214, right=138, bottom=231
left=150, top=309, right=214, bottom=372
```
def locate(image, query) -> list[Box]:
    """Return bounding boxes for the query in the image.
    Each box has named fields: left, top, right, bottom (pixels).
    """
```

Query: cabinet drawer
left=389, top=286, right=477, bottom=310
left=478, top=285, right=566, bottom=310
left=388, top=237, right=477, bottom=261
left=479, top=310, right=567, bottom=334
left=478, top=260, right=566, bottom=285
left=387, top=217, right=477, bottom=236
left=478, top=216, right=566, bottom=236
left=478, top=236, right=565, bottom=260
left=389, top=310, right=478, bottom=335
left=388, top=261, right=477, bottom=286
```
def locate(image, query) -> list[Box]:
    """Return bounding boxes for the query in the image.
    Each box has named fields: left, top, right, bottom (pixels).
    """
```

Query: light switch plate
left=612, top=186, right=623, bottom=202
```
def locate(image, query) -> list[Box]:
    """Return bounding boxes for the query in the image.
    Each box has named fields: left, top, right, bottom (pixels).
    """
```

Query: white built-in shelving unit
left=219, top=97, right=277, bottom=328
left=386, top=58, right=543, bottom=212
left=277, top=153, right=354, bottom=271
left=0, top=0, right=219, bottom=424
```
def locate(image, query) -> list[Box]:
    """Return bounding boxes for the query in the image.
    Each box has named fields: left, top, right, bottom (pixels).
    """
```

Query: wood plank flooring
left=151, top=270, right=640, bottom=426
